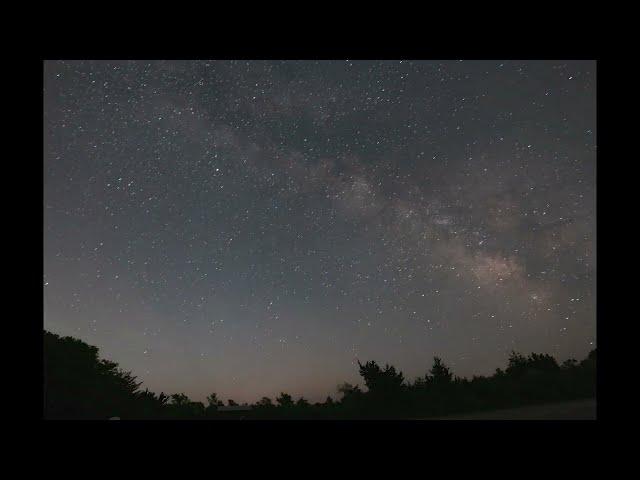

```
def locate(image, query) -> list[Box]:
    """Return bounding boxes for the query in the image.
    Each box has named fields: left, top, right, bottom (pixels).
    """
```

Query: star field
left=43, top=60, right=596, bottom=403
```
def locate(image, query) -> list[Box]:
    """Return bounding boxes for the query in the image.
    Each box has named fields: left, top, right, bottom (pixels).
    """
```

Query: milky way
left=43, top=60, right=596, bottom=403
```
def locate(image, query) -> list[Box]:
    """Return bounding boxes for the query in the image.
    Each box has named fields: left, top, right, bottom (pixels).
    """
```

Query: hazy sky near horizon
left=44, top=60, right=596, bottom=403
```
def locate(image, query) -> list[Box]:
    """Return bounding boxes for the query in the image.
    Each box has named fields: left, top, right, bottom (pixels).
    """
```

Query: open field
left=431, top=398, right=596, bottom=420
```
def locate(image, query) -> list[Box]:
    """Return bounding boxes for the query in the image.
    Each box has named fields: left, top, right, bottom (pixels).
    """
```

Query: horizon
left=43, top=327, right=596, bottom=405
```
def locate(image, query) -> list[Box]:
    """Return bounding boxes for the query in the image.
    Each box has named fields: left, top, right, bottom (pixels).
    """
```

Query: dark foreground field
left=432, top=398, right=596, bottom=420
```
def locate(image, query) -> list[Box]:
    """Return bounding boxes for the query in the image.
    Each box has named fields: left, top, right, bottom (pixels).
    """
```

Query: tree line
left=43, top=330, right=596, bottom=419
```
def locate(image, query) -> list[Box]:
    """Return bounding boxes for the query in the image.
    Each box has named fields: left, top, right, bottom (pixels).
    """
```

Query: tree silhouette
left=171, top=393, right=190, bottom=406
left=276, top=392, right=294, bottom=408
left=358, top=360, right=404, bottom=395
left=44, top=330, right=142, bottom=419
left=256, top=397, right=274, bottom=408
left=204, top=393, right=224, bottom=416
left=296, top=397, right=310, bottom=408
left=337, top=382, right=362, bottom=401
left=43, top=329, right=597, bottom=420
left=206, top=393, right=223, bottom=408
left=427, top=357, right=453, bottom=386
left=506, top=351, right=529, bottom=377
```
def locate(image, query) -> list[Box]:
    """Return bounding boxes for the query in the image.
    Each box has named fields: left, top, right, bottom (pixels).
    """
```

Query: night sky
left=43, top=60, right=596, bottom=403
